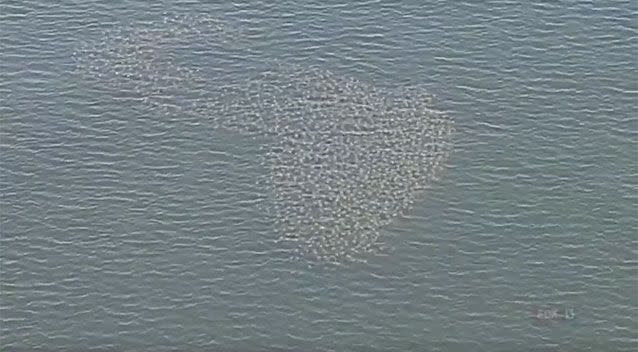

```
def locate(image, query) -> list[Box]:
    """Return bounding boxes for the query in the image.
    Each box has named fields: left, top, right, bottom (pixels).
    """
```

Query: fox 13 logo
left=534, top=307, right=575, bottom=321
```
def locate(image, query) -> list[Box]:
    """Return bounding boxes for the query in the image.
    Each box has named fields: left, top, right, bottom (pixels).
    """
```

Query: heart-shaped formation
left=73, top=14, right=454, bottom=263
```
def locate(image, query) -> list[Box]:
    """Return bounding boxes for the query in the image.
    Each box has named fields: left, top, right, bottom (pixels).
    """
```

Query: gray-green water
left=1, top=1, right=637, bottom=351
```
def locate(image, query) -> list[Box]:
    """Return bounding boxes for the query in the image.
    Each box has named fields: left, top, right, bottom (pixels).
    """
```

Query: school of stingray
left=73, top=14, right=455, bottom=263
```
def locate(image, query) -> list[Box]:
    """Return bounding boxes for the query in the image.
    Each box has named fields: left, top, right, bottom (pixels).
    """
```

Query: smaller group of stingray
left=73, top=14, right=455, bottom=264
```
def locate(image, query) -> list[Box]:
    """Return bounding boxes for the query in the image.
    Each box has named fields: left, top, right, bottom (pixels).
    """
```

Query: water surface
left=1, top=1, right=637, bottom=351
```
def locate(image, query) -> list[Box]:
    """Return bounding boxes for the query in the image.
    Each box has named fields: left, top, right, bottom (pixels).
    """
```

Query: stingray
left=73, top=14, right=454, bottom=264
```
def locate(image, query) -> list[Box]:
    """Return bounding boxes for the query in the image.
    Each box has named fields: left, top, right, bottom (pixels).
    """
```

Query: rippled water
left=1, top=1, right=637, bottom=351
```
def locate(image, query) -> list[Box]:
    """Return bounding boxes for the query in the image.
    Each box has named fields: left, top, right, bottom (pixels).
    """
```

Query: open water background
left=1, top=0, right=637, bottom=351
